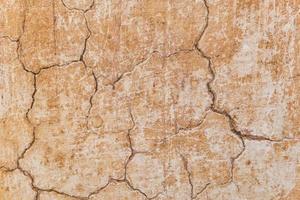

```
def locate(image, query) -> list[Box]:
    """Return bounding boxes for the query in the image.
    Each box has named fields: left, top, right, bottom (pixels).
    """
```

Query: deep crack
left=195, top=0, right=246, bottom=187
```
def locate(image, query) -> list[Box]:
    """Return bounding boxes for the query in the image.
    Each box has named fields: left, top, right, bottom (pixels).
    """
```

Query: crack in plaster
left=195, top=0, right=246, bottom=192
left=2, top=0, right=298, bottom=199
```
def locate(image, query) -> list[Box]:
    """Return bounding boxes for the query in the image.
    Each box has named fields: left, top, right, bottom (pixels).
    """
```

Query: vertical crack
left=193, top=183, right=210, bottom=200
left=85, top=106, right=159, bottom=199
left=86, top=71, right=98, bottom=130
left=180, top=154, right=194, bottom=199
left=195, top=0, right=246, bottom=186
left=25, top=75, right=37, bottom=123
left=180, top=154, right=211, bottom=199
left=102, top=107, right=161, bottom=199
left=124, top=107, right=138, bottom=181
left=80, top=12, right=92, bottom=63
left=12, top=2, right=40, bottom=197
left=13, top=3, right=85, bottom=199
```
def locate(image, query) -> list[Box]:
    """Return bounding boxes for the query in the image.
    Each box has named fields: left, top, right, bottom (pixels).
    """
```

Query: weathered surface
left=0, top=38, right=34, bottom=170
left=1, top=0, right=299, bottom=199
left=18, top=62, right=131, bottom=197
left=198, top=0, right=300, bottom=140
left=195, top=140, right=300, bottom=200
left=19, top=0, right=88, bottom=73
left=0, top=0, right=25, bottom=40
left=62, top=0, right=94, bottom=11
left=84, top=0, right=207, bottom=83
left=39, top=191, right=78, bottom=200
left=0, top=169, right=36, bottom=200
left=89, top=181, right=147, bottom=200
left=126, top=112, right=243, bottom=199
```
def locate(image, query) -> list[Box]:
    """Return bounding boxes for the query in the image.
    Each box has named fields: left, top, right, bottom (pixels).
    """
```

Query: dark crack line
left=180, top=154, right=211, bottom=200
left=121, top=108, right=161, bottom=200
left=109, top=48, right=198, bottom=89
left=60, top=0, right=95, bottom=13
left=108, top=51, right=157, bottom=89
left=13, top=4, right=41, bottom=198
left=14, top=3, right=87, bottom=199
left=85, top=107, right=157, bottom=199
left=87, top=179, right=111, bottom=199
left=0, top=36, right=19, bottom=42
left=18, top=0, right=93, bottom=75
left=180, top=155, right=194, bottom=199
left=86, top=71, right=98, bottom=130
left=195, top=0, right=246, bottom=186
left=241, top=134, right=286, bottom=142
left=25, top=75, right=37, bottom=123
left=35, top=188, right=87, bottom=200
left=60, top=0, right=94, bottom=66
left=176, top=109, right=210, bottom=134
left=124, top=107, right=136, bottom=180
left=193, top=183, right=211, bottom=200
left=10, top=0, right=154, bottom=199
left=122, top=179, right=162, bottom=200
left=80, top=12, right=92, bottom=63
left=8, top=0, right=286, bottom=199
left=16, top=128, right=36, bottom=170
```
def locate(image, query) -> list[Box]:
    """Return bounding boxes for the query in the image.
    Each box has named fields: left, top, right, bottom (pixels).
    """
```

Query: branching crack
left=119, top=108, right=161, bottom=200
left=85, top=107, right=159, bottom=199
left=17, top=0, right=93, bottom=75
left=195, top=0, right=246, bottom=186
left=13, top=3, right=89, bottom=199
left=180, top=154, right=211, bottom=200
left=5, top=0, right=293, bottom=199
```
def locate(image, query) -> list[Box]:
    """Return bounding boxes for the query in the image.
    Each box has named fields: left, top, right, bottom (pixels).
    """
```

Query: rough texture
left=0, top=38, right=34, bottom=170
left=0, top=169, right=36, bottom=200
left=1, top=0, right=299, bottom=199
left=84, top=0, right=207, bottom=83
left=198, top=0, right=300, bottom=140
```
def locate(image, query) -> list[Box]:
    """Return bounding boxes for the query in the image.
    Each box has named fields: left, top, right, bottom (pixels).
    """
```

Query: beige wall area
left=0, top=0, right=299, bottom=199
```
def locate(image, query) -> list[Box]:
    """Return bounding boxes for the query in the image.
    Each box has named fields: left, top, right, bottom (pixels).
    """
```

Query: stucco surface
left=0, top=0, right=299, bottom=199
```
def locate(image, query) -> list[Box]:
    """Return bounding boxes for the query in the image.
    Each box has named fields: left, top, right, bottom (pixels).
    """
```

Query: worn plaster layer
left=0, top=0, right=299, bottom=200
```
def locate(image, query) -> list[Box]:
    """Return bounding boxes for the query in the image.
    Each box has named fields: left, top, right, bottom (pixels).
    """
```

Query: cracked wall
left=0, top=0, right=299, bottom=200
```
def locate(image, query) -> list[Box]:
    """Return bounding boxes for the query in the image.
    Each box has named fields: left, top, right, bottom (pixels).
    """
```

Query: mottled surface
left=0, top=0, right=299, bottom=199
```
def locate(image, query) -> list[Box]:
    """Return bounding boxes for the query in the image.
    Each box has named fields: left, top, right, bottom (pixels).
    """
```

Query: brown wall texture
left=0, top=0, right=299, bottom=199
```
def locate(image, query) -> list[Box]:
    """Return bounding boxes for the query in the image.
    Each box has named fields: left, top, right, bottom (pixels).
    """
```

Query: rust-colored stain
left=0, top=0, right=299, bottom=200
